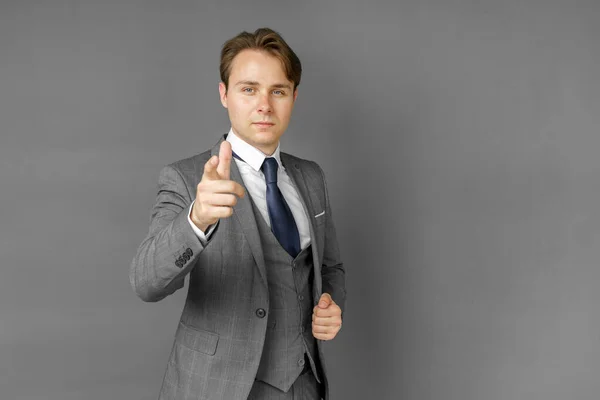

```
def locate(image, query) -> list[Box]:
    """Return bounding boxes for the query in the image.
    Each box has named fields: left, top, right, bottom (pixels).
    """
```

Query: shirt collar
left=226, top=128, right=283, bottom=172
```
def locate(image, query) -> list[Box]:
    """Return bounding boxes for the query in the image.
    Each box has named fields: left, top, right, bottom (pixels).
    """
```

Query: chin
left=255, top=136, right=279, bottom=147
left=253, top=129, right=281, bottom=140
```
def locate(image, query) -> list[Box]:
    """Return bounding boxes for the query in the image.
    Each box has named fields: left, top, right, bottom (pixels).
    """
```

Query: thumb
left=318, top=293, right=333, bottom=309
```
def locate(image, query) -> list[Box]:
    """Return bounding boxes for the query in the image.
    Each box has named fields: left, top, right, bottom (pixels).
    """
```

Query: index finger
left=217, top=141, right=232, bottom=180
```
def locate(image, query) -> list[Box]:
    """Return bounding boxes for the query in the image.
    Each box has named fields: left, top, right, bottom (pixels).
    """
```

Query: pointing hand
left=190, top=141, right=245, bottom=232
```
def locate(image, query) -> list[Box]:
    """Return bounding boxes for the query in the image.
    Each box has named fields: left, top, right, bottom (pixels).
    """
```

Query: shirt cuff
left=187, top=200, right=218, bottom=245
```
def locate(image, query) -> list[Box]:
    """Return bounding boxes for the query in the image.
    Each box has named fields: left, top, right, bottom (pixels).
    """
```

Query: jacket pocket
left=175, top=321, right=219, bottom=355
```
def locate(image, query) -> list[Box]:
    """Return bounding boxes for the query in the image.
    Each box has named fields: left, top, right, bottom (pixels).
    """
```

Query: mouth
left=253, top=122, right=275, bottom=127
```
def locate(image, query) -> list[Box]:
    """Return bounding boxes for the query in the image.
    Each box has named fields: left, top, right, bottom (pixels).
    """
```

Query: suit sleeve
left=317, top=164, right=347, bottom=314
left=129, top=164, right=206, bottom=302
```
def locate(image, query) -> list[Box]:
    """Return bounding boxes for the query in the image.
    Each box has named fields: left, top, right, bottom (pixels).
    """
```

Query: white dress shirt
left=187, top=128, right=311, bottom=249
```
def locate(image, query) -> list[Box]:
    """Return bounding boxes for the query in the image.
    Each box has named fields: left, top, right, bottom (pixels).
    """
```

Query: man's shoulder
left=156, top=149, right=213, bottom=186
left=164, top=136, right=225, bottom=174
left=168, top=149, right=212, bottom=170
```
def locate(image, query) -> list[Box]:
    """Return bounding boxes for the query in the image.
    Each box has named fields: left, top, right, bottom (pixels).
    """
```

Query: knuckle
left=226, top=181, right=237, bottom=192
left=225, top=194, right=237, bottom=206
left=197, top=181, right=210, bottom=193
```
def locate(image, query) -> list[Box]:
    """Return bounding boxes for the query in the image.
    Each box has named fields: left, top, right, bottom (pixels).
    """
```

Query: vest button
left=255, top=308, right=266, bottom=318
left=298, top=358, right=305, bottom=367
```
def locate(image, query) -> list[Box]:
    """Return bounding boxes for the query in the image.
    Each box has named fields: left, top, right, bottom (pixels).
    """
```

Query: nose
left=256, top=92, right=273, bottom=114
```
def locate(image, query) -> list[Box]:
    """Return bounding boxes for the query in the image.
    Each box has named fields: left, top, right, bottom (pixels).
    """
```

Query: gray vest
left=250, top=199, right=321, bottom=392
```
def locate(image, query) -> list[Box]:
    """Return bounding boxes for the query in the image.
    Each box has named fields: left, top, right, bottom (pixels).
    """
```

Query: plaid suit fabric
left=130, top=135, right=345, bottom=400
left=250, top=198, right=321, bottom=391
left=248, top=369, right=323, bottom=400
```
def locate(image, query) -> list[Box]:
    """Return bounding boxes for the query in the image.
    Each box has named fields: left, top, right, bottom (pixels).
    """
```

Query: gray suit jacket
left=130, top=136, right=346, bottom=400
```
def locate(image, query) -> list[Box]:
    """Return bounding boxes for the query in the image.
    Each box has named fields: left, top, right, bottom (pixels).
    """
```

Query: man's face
left=219, top=49, right=298, bottom=155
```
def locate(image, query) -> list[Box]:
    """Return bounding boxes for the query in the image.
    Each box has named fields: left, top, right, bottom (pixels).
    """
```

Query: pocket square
left=314, top=211, right=325, bottom=218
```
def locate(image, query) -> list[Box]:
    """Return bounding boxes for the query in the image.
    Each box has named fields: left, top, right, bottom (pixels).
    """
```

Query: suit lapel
left=211, top=137, right=268, bottom=288
left=281, top=153, right=323, bottom=296
left=209, top=137, right=324, bottom=296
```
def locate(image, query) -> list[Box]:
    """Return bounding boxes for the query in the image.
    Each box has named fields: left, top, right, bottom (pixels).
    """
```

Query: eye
left=273, top=90, right=285, bottom=95
left=242, top=87, right=255, bottom=93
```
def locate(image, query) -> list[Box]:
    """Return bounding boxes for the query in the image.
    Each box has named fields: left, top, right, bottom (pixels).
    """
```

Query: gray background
left=1, top=0, right=599, bottom=399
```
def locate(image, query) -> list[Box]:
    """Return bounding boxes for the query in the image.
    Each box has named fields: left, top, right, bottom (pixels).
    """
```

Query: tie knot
left=261, top=157, right=278, bottom=184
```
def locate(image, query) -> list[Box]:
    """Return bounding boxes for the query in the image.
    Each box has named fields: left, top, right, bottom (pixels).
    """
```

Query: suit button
left=185, top=248, right=193, bottom=257
left=298, top=295, right=304, bottom=301
left=256, top=308, right=266, bottom=318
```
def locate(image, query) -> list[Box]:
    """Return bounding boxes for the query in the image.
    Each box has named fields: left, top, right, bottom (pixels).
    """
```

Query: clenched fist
left=190, top=141, right=245, bottom=232
left=312, top=293, right=343, bottom=341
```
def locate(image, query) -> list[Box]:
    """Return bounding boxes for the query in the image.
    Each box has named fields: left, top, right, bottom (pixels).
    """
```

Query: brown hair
left=220, top=28, right=302, bottom=91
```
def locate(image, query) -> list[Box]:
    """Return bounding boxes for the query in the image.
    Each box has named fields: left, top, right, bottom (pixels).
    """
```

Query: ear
left=218, top=82, right=228, bottom=108
left=293, top=87, right=298, bottom=102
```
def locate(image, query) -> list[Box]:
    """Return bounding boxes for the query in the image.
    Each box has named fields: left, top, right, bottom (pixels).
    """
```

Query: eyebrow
left=234, top=80, right=292, bottom=90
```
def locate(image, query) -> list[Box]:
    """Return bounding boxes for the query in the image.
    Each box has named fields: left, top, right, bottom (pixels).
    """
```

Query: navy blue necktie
left=261, top=157, right=301, bottom=258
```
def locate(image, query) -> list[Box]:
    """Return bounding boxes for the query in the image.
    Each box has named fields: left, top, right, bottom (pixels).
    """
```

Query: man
left=130, top=28, right=345, bottom=400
